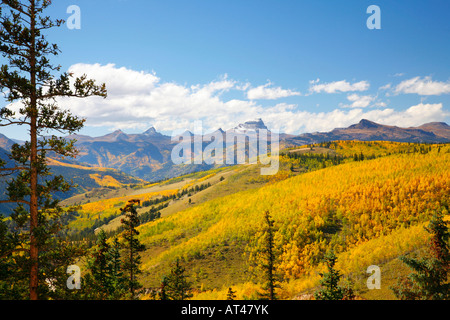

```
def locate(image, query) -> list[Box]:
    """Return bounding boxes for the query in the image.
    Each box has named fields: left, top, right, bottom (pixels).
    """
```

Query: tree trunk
left=29, top=0, right=39, bottom=301
left=29, top=119, right=38, bottom=301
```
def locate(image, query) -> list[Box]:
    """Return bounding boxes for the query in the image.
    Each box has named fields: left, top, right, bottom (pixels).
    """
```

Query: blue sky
left=1, top=0, right=450, bottom=140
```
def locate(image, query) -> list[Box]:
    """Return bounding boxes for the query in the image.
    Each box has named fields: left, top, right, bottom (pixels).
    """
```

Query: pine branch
left=0, top=199, right=31, bottom=205
left=0, top=247, right=29, bottom=259
left=0, top=119, right=29, bottom=126
left=0, top=166, right=28, bottom=172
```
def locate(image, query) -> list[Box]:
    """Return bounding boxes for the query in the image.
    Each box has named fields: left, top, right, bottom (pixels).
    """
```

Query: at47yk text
left=181, top=304, right=269, bottom=317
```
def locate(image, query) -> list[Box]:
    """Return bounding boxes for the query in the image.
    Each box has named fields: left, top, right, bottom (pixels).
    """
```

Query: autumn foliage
left=135, top=143, right=449, bottom=298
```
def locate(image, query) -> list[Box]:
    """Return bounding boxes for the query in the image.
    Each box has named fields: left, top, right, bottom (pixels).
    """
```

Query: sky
left=1, top=0, right=450, bottom=140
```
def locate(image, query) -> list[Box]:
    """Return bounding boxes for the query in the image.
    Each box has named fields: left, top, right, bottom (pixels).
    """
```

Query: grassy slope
left=62, top=141, right=450, bottom=299
left=63, top=165, right=257, bottom=233
left=49, top=157, right=147, bottom=198
left=134, top=144, right=449, bottom=299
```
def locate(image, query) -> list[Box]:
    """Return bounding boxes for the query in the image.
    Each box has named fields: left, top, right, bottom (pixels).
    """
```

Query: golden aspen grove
left=62, top=141, right=448, bottom=300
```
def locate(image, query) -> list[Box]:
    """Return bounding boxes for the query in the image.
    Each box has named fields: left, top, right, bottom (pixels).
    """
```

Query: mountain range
left=285, top=119, right=450, bottom=145
left=1, top=119, right=449, bottom=183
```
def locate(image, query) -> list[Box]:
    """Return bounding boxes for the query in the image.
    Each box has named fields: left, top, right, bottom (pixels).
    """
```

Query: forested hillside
left=128, top=142, right=449, bottom=299
left=3, top=140, right=447, bottom=300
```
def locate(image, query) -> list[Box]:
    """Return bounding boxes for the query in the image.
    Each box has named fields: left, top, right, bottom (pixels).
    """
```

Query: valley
left=1, top=119, right=449, bottom=300
left=53, top=139, right=450, bottom=300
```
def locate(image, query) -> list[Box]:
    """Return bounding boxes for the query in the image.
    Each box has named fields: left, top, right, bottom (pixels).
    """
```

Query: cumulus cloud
left=379, top=83, right=391, bottom=91
left=342, top=94, right=375, bottom=108
left=394, top=76, right=450, bottom=95
left=55, top=63, right=261, bottom=133
left=68, top=63, right=160, bottom=96
left=308, top=79, right=370, bottom=94
left=262, top=103, right=448, bottom=134
left=246, top=82, right=301, bottom=100
left=6, top=63, right=444, bottom=136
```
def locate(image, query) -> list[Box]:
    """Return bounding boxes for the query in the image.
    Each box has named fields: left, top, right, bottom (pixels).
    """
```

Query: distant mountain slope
left=415, top=122, right=450, bottom=141
left=1, top=119, right=448, bottom=183
left=68, top=128, right=173, bottom=180
left=47, top=158, right=147, bottom=196
left=0, top=147, right=18, bottom=215
left=286, top=119, right=450, bottom=145
left=0, top=133, right=16, bottom=150
left=0, top=149, right=147, bottom=216
left=69, top=119, right=450, bottom=182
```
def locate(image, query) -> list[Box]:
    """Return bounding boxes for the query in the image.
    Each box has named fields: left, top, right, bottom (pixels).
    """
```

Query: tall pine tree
left=164, top=257, right=193, bottom=300
left=0, top=0, right=106, bottom=300
left=108, top=236, right=127, bottom=299
left=83, top=229, right=113, bottom=299
left=247, top=211, right=280, bottom=300
left=314, top=250, right=354, bottom=300
left=259, top=211, right=278, bottom=300
left=120, top=200, right=145, bottom=299
left=159, top=275, right=169, bottom=300
left=82, top=231, right=127, bottom=300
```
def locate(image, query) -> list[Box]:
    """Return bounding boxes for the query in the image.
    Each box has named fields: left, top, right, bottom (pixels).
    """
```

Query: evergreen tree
left=120, top=200, right=145, bottom=299
left=91, top=230, right=111, bottom=292
left=82, top=232, right=127, bottom=300
left=226, top=287, right=236, bottom=300
left=159, top=276, right=169, bottom=300
left=289, top=163, right=294, bottom=172
left=37, top=230, right=85, bottom=300
left=0, top=213, right=22, bottom=299
left=108, top=236, right=127, bottom=299
left=246, top=211, right=281, bottom=300
left=314, top=250, right=354, bottom=300
left=341, top=278, right=356, bottom=300
left=164, top=257, right=193, bottom=300
left=0, top=0, right=106, bottom=300
left=359, top=152, right=364, bottom=161
left=392, top=208, right=450, bottom=300
left=82, top=230, right=113, bottom=299
left=259, top=211, right=279, bottom=300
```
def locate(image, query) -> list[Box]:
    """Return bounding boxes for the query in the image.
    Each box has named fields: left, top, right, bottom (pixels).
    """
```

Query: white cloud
left=246, top=82, right=301, bottom=100
left=262, top=103, right=448, bottom=134
left=394, top=76, right=450, bottom=95
left=54, top=63, right=262, bottom=133
left=379, top=83, right=391, bottom=91
left=68, top=63, right=160, bottom=97
left=342, top=94, right=375, bottom=108
left=6, top=63, right=444, bottom=136
left=308, top=79, right=370, bottom=94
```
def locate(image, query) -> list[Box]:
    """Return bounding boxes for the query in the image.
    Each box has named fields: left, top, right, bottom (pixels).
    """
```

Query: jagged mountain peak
left=349, top=119, right=382, bottom=130
left=233, top=118, right=269, bottom=132
left=108, top=129, right=125, bottom=136
left=101, top=129, right=129, bottom=142
left=143, top=127, right=161, bottom=136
